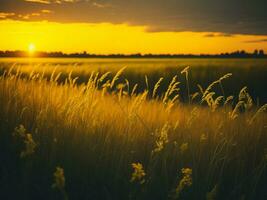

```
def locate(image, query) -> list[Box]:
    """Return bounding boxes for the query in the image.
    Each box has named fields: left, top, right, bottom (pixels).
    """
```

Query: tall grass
left=0, top=66, right=267, bottom=199
left=1, top=58, right=267, bottom=103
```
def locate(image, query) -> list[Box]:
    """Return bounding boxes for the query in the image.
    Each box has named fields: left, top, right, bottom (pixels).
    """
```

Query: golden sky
left=1, top=0, right=267, bottom=54
left=0, top=20, right=267, bottom=54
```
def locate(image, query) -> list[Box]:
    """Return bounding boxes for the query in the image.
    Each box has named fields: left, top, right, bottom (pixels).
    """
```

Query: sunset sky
left=0, top=0, right=267, bottom=54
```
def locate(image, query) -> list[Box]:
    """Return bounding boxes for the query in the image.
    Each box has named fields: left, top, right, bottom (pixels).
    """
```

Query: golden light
left=28, top=43, right=36, bottom=54
left=0, top=21, right=267, bottom=54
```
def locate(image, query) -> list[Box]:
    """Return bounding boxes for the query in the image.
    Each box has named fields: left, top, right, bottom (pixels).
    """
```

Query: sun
left=28, top=43, right=36, bottom=54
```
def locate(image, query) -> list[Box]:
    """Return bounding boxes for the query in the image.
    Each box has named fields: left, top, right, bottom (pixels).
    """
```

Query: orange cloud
left=0, top=12, right=15, bottom=19
left=24, top=0, right=79, bottom=4
left=92, top=2, right=112, bottom=8
left=25, top=0, right=51, bottom=4
left=16, top=10, right=52, bottom=20
left=31, top=13, right=41, bottom=16
left=41, top=9, right=53, bottom=14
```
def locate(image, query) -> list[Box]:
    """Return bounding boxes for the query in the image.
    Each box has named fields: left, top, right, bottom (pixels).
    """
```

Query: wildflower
left=52, top=167, right=66, bottom=190
left=174, top=168, right=193, bottom=199
left=13, top=125, right=37, bottom=158
left=52, top=167, right=68, bottom=200
left=153, top=123, right=170, bottom=153
left=180, top=143, right=188, bottom=154
left=130, top=163, right=146, bottom=184
left=13, top=124, right=26, bottom=138
left=20, top=134, right=37, bottom=158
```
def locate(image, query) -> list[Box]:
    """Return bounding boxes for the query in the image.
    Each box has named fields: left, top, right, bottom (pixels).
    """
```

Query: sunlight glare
left=28, top=43, right=36, bottom=54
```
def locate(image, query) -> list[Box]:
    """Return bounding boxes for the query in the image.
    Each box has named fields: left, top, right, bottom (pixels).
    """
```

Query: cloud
left=41, top=9, right=53, bottom=13
left=31, top=12, right=41, bottom=16
left=0, top=12, right=15, bottom=19
left=24, top=0, right=51, bottom=4
left=1, top=0, right=267, bottom=35
left=55, top=0, right=80, bottom=4
left=204, top=33, right=234, bottom=38
left=244, top=39, right=267, bottom=43
left=24, top=0, right=79, bottom=4
left=18, top=12, right=44, bottom=19
left=92, top=2, right=111, bottom=8
left=0, top=9, right=53, bottom=20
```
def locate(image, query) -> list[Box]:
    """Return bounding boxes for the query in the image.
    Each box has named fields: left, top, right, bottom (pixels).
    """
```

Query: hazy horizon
left=0, top=48, right=266, bottom=56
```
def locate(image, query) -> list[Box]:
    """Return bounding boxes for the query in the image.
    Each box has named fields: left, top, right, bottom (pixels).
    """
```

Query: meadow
left=0, top=58, right=267, bottom=200
left=1, top=58, right=267, bottom=103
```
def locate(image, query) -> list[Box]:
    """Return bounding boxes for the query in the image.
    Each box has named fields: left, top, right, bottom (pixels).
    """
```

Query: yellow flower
left=13, top=125, right=26, bottom=138
left=153, top=123, right=170, bottom=154
left=13, top=125, right=37, bottom=158
left=20, top=134, right=37, bottom=158
left=175, top=168, right=193, bottom=199
left=130, top=163, right=146, bottom=184
left=52, top=167, right=66, bottom=190
left=52, top=167, right=68, bottom=200
left=180, top=143, right=188, bottom=154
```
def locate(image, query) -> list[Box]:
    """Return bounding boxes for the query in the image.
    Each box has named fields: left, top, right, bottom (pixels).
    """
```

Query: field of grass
left=1, top=58, right=267, bottom=103
left=0, top=59, right=267, bottom=199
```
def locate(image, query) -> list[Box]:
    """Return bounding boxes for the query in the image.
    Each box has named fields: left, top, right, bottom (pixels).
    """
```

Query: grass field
left=1, top=58, right=267, bottom=103
left=0, top=58, right=267, bottom=199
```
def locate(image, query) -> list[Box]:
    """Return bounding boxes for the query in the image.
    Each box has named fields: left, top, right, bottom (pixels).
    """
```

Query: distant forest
left=0, top=49, right=266, bottom=58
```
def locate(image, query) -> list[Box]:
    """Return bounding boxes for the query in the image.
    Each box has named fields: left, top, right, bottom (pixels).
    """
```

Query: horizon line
left=0, top=49, right=266, bottom=57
